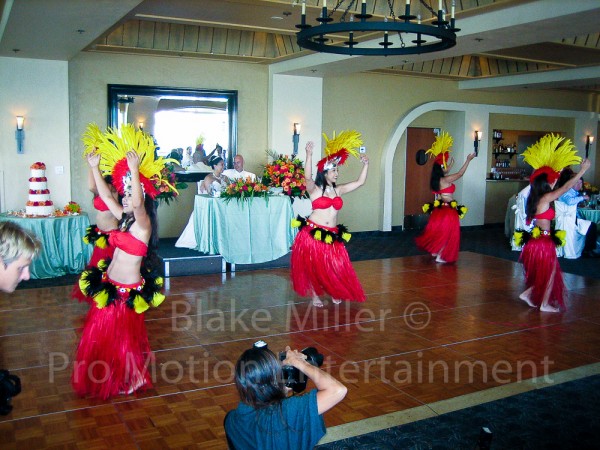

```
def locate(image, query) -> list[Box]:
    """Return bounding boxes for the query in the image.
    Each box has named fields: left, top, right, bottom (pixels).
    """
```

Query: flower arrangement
left=30, top=162, right=46, bottom=170
left=262, top=151, right=307, bottom=198
left=64, top=201, right=81, bottom=214
left=583, top=181, right=599, bottom=195
left=154, top=164, right=188, bottom=205
left=221, top=176, right=269, bottom=203
left=26, top=200, right=53, bottom=206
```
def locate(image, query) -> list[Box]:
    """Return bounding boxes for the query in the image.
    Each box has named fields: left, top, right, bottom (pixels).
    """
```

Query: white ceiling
left=1, top=0, right=599, bottom=93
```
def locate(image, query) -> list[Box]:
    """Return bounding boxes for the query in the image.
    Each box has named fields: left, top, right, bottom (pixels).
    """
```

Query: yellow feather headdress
left=317, top=130, right=362, bottom=172
left=426, top=131, right=453, bottom=169
left=83, top=123, right=178, bottom=199
left=82, top=123, right=105, bottom=156
left=522, top=133, right=581, bottom=184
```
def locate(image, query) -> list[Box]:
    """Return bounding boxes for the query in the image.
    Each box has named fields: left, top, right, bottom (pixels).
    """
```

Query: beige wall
left=321, top=73, right=594, bottom=231
left=68, top=52, right=270, bottom=236
left=3, top=52, right=594, bottom=234
left=0, top=57, right=71, bottom=212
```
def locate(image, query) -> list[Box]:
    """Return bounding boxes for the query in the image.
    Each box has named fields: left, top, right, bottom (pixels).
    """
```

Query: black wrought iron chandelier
left=296, top=0, right=459, bottom=56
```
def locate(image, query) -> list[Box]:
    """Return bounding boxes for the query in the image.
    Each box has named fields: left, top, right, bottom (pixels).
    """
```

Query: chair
left=510, top=185, right=532, bottom=251
left=554, top=200, right=591, bottom=259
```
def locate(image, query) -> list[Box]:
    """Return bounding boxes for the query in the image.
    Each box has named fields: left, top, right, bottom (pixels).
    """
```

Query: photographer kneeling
left=225, top=343, right=347, bottom=449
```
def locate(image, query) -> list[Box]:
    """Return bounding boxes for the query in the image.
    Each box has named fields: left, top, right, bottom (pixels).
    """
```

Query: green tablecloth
left=578, top=208, right=600, bottom=224
left=0, top=213, right=92, bottom=279
left=192, top=195, right=297, bottom=264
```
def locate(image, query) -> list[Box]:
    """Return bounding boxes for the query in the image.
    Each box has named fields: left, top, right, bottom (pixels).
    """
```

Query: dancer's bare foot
left=120, top=377, right=146, bottom=395
left=540, top=303, right=560, bottom=313
left=312, top=297, right=324, bottom=308
left=332, top=298, right=342, bottom=305
left=519, top=290, right=536, bottom=308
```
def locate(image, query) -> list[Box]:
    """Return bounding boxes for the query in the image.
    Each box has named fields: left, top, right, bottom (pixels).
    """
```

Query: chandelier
left=296, top=0, right=459, bottom=56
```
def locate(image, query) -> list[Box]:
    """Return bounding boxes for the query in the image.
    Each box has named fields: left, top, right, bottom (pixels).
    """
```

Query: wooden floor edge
left=319, top=362, right=600, bottom=445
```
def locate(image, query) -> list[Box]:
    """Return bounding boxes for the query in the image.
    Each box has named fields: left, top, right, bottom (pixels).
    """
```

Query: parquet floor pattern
left=1, top=252, right=599, bottom=449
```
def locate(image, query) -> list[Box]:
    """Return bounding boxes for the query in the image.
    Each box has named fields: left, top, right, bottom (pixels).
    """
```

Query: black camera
left=0, top=369, right=21, bottom=415
left=253, top=341, right=324, bottom=393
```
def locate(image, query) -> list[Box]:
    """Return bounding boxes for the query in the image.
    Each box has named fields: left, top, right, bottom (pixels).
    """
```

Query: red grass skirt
left=520, top=235, right=566, bottom=310
left=290, top=223, right=365, bottom=302
left=72, top=285, right=153, bottom=399
left=415, top=205, right=460, bottom=262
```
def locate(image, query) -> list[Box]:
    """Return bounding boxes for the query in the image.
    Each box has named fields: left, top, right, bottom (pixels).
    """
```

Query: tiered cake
left=26, top=162, right=54, bottom=216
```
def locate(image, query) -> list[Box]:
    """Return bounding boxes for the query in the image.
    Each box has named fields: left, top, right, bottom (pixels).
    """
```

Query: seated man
left=223, top=155, right=256, bottom=181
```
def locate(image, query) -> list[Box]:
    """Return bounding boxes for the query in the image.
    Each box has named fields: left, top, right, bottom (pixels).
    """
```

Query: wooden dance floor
left=1, top=252, right=599, bottom=448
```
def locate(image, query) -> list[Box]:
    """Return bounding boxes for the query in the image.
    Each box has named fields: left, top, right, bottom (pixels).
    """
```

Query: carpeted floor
left=317, top=374, right=600, bottom=450
left=16, top=225, right=599, bottom=290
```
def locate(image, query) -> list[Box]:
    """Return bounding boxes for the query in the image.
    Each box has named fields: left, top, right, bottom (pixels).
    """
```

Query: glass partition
left=107, top=85, right=238, bottom=168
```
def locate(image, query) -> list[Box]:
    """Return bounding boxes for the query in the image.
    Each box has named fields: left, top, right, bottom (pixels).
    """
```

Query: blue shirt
left=225, top=389, right=326, bottom=450
left=558, top=188, right=586, bottom=206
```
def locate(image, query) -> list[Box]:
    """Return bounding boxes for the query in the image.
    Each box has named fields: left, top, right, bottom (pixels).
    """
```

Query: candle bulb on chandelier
left=302, top=0, right=306, bottom=15
left=451, top=0, right=455, bottom=19
left=438, top=0, right=442, bottom=12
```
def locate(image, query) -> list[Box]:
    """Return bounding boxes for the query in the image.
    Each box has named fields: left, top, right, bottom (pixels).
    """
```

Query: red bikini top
left=312, top=196, right=343, bottom=210
left=108, top=230, right=148, bottom=256
left=534, top=208, right=555, bottom=221
left=93, top=196, right=109, bottom=212
left=433, top=184, right=455, bottom=195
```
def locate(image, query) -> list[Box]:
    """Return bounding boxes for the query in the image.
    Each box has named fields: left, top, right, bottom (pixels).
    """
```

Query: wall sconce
left=138, top=121, right=144, bottom=131
left=585, top=135, right=594, bottom=158
left=16, top=116, right=25, bottom=154
left=474, top=130, right=482, bottom=156
left=292, top=122, right=301, bottom=155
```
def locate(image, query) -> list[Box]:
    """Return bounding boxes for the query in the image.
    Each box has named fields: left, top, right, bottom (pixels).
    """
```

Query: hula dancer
left=72, top=124, right=176, bottom=398
left=514, top=134, right=590, bottom=312
left=290, top=130, right=369, bottom=307
left=415, top=131, right=475, bottom=263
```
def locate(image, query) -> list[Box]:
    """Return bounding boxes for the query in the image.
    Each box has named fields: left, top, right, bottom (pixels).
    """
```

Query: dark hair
left=168, top=150, right=183, bottom=162
left=556, top=167, right=574, bottom=189
left=208, top=156, right=224, bottom=169
left=526, top=173, right=553, bottom=221
left=430, top=163, right=445, bottom=192
left=315, top=168, right=337, bottom=195
left=235, top=347, right=286, bottom=409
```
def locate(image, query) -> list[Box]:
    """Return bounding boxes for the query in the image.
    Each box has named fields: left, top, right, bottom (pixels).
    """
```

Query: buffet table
left=176, top=195, right=297, bottom=264
left=0, top=213, right=92, bottom=279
